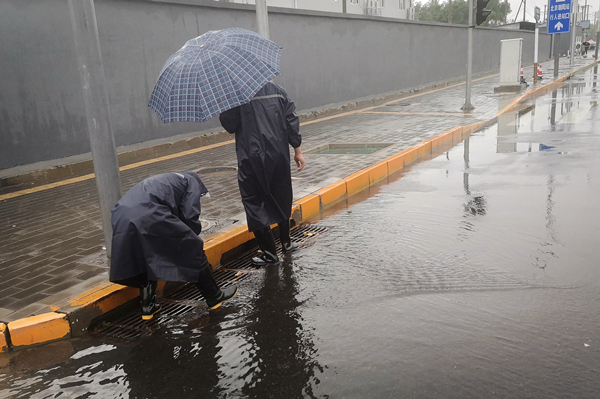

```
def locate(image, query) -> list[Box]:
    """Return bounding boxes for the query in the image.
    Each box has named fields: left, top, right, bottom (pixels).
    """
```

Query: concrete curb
left=1, top=61, right=596, bottom=352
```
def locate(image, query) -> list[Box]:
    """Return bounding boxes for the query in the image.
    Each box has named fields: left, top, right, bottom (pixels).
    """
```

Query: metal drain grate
left=98, top=223, right=330, bottom=341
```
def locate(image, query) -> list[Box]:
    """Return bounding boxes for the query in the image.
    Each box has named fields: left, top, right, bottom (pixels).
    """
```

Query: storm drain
left=98, top=223, right=329, bottom=341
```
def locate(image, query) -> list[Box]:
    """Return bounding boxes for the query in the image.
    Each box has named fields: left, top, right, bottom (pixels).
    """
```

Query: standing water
left=2, top=72, right=600, bottom=398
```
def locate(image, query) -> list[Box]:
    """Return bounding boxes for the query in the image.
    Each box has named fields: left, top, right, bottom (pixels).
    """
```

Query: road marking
left=363, top=111, right=488, bottom=116
left=0, top=140, right=235, bottom=201
left=558, top=103, right=595, bottom=124
left=2, top=74, right=501, bottom=200
left=300, top=74, right=498, bottom=126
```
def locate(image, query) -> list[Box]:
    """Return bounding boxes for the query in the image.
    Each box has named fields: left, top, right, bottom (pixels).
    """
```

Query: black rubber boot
left=140, top=280, right=161, bottom=321
left=196, top=260, right=238, bottom=310
left=278, top=219, right=298, bottom=254
left=252, top=227, right=280, bottom=266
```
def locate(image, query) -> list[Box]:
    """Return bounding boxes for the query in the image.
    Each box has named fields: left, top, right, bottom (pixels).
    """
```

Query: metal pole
left=550, top=89, right=557, bottom=124
left=462, top=0, right=474, bottom=111
left=256, top=0, right=270, bottom=40
left=68, top=0, right=122, bottom=256
left=534, top=23, right=539, bottom=82
left=595, top=21, right=600, bottom=60
left=570, top=0, right=578, bottom=65
left=523, top=0, right=527, bottom=22
left=554, top=33, right=560, bottom=78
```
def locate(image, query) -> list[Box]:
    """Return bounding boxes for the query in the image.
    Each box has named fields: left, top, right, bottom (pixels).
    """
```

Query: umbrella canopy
left=148, top=27, right=283, bottom=123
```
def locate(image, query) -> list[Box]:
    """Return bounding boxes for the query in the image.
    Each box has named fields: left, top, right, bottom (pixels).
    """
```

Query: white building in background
left=216, top=0, right=416, bottom=20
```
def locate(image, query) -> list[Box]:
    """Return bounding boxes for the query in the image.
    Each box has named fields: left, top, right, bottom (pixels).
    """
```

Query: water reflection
left=462, top=137, right=487, bottom=218
left=0, top=259, right=323, bottom=398
left=550, top=88, right=558, bottom=125
left=0, top=340, right=130, bottom=398
left=121, top=258, right=323, bottom=398
left=533, top=174, right=558, bottom=270
left=497, top=66, right=598, bottom=154
left=121, top=310, right=223, bottom=397
left=242, top=259, right=323, bottom=398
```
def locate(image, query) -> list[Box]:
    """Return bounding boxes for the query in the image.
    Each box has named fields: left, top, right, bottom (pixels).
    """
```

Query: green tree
left=447, top=0, right=469, bottom=24
left=483, top=0, right=511, bottom=25
left=416, top=0, right=510, bottom=26
left=415, top=0, right=448, bottom=23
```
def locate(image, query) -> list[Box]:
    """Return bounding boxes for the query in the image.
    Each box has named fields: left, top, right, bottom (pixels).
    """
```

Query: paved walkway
left=0, top=56, right=596, bottom=327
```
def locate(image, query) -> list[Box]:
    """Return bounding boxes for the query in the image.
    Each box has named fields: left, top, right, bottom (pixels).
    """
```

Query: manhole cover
left=196, top=166, right=237, bottom=177
left=307, top=143, right=392, bottom=155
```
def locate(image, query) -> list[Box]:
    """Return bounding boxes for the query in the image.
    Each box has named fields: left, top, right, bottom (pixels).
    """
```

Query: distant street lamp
left=462, top=0, right=475, bottom=111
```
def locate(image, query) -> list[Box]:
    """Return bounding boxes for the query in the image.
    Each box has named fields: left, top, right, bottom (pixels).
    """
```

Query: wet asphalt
left=1, top=65, right=599, bottom=398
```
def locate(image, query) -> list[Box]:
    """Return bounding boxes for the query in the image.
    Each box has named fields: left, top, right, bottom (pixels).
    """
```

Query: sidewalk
left=1, top=56, right=597, bottom=352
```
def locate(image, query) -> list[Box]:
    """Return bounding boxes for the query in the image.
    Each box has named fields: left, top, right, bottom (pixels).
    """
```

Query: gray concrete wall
left=0, top=0, right=551, bottom=170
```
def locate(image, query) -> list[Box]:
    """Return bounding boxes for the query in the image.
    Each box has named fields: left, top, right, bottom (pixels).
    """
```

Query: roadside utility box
left=495, top=38, right=525, bottom=92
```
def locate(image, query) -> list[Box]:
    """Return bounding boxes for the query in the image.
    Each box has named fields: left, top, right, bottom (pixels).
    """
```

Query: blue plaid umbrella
left=148, top=27, right=283, bottom=123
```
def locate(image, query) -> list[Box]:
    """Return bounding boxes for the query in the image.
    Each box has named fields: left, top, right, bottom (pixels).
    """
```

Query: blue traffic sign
left=548, top=0, right=572, bottom=34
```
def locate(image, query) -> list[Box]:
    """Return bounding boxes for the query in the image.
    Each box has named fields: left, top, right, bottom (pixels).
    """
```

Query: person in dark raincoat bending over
left=110, top=171, right=238, bottom=320
left=219, top=81, right=305, bottom=266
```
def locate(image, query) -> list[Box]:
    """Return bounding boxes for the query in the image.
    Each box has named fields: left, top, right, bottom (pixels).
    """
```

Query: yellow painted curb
left=416, top=141, right=433, bottom=158
left=204, top=225, right=255, bottom=267
left=61, top=283, right=139, bottom=337
left=0, top=323, right=9, bottom=352
left=8, top=313, right=70, bottom=349
left=344, top=170, right=370, bottom=196
left=400, top=147, right=419, bottom=166
left=427, top=134, right=444, bottom=150
left=386, top=152, right=406, bottom=174
left=366, top=162, right=389, bottom=185
left=316, top=181, right=347, bottom=208
left=66, top=282, right=134, bottom=309
left=496, top=61, right=599, bottom=117
left=451, top=126, right=465, bottom=143
left=462, top=121, right=487, bottom=137
left=294, top=194, right=321, bottom=221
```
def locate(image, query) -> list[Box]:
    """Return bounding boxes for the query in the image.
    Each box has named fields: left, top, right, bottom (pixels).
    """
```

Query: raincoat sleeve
left=178, top=179, right=204, bottom=235
left=219, top=107, right=241, bottom=134
left=282, top=90, right=301, bottom=148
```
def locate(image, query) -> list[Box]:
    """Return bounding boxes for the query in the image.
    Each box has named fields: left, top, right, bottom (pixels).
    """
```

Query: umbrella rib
left=148, top=28, right=282, bottom=123
left=202, top=49, right=224, bottom=118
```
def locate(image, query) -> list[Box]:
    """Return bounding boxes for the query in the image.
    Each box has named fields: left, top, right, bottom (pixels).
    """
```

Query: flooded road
left=2, top=68, right=600, bottom=398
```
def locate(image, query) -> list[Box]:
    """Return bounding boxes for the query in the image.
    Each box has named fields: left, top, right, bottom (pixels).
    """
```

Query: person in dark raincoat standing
left=110, top=171, right=238, bottom=320
left=219, top=81, right=305, bottom=266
